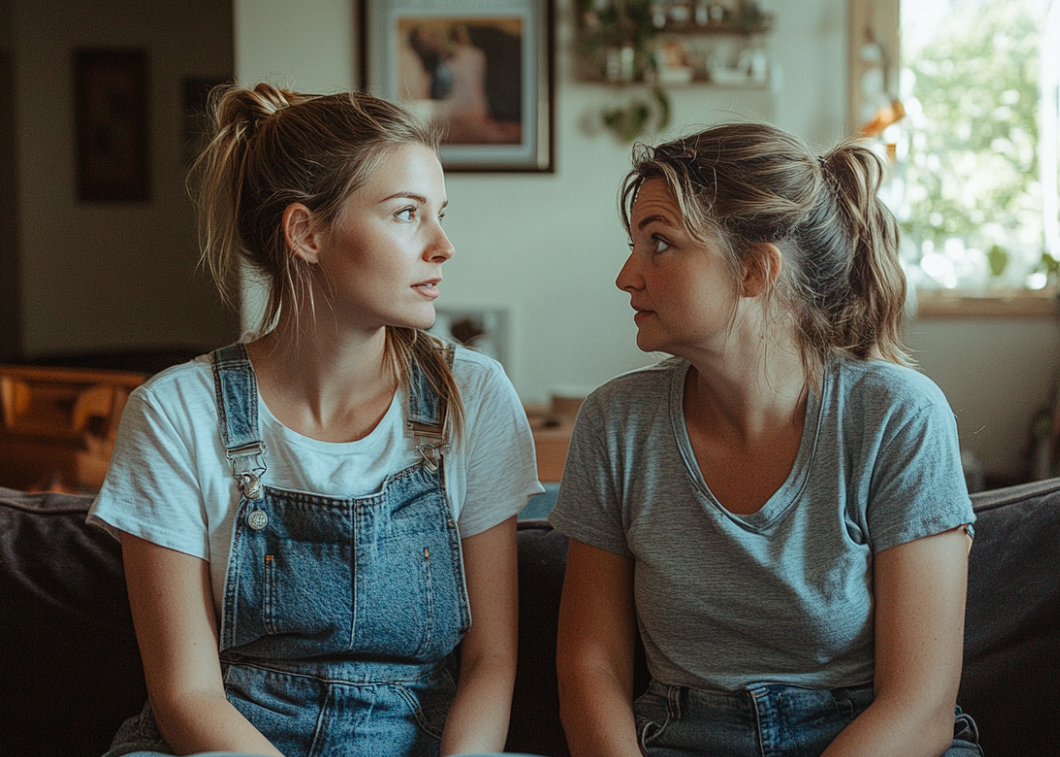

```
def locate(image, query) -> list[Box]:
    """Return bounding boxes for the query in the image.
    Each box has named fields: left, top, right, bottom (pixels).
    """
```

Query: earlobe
left=283, top=203, right=322, bottom=265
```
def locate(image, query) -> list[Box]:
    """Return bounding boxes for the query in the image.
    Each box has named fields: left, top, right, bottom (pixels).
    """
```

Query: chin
left=401, top=307, right=437, bottom=332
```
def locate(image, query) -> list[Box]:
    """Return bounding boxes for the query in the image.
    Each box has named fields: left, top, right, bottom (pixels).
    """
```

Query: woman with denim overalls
left=550, top=123, right=984, bottom=757
left=88, top=83, right=543, bottom=757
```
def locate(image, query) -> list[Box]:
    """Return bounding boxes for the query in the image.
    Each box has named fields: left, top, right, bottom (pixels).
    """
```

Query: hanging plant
left=601, top=85, right=672, bottom=143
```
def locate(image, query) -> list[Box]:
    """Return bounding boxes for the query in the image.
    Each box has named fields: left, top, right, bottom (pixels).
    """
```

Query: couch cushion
left=0, top=487, right=145, bottom=757
left=961, top=478, right=1060, bottom=757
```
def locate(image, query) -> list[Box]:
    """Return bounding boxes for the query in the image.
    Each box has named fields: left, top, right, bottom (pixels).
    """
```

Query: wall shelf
left=574, top=1, right=774, bottom=86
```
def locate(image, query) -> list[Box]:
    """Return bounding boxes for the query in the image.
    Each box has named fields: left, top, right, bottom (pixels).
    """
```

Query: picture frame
left=360, top=0, right=554, bottom=172
left=74, top=49, right=149, bottom=202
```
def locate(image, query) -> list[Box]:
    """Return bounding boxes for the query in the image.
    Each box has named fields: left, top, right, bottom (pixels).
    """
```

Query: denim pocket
left=396, top=664, right=456, bottom=741
left=633, top=685, right=673, bottom=748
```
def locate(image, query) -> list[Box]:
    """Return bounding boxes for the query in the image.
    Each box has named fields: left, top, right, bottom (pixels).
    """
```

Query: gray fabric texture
left=549, top=356, right=974, bottom=692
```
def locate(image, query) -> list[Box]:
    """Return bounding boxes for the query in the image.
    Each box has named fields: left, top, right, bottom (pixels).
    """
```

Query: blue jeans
left=634, top=680, right=983, bottom=756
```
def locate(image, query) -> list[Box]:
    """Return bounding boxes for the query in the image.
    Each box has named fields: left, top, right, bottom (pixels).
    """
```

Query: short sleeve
left=866, top=390, right=975, bottom=554
left=455, top=355, right=543, bottom=537
left=87, top=380, right=213, bottom=559
left=548, top=395, right=632, bottom=557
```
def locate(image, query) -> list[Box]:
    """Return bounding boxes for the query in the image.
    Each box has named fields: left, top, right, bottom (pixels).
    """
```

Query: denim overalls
left=105, top=343, right=470, bottom=757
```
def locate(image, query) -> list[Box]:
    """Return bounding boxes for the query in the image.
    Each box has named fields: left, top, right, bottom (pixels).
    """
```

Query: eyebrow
left=636, top=213, right=677, bottom=231
left=380, top=191, right=448, bottom=209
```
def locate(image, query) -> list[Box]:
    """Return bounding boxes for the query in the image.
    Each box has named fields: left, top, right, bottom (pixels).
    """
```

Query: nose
left=427, top=222, right=455, bottom=262
left=616, top=252, right=642, bottom=292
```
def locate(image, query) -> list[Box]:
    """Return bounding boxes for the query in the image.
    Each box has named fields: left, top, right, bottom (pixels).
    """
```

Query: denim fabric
left=104, top=344, right=468, bottom=757
left=634, top=680, right=983, bottom=757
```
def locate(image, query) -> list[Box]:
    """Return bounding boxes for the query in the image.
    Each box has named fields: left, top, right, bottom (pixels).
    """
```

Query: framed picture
left=74, top=49, right=149, bottom=202
left=360, top=0, right=554, bottom=172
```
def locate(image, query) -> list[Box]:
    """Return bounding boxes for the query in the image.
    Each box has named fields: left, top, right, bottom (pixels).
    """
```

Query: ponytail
left=817, top=144, right=910, bottom=368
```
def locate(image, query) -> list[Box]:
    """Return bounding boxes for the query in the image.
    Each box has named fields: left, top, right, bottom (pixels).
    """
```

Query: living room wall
left=233, top=0, right=1060, bottom=482
left=4, top=0, right=240, bottom=361
left=2, top=0, right=1056, bottom=482
left=234, top=0, right=846, bottom=399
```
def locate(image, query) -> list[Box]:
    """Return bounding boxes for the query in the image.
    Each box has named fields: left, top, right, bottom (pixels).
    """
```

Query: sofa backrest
left=2, top=481, right=1059, bottom=757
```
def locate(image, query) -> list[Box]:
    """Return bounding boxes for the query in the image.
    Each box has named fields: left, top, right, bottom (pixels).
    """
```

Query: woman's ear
left=741, top=243, right=783, bottom=298
left=283, top=203, right=323, bottom=264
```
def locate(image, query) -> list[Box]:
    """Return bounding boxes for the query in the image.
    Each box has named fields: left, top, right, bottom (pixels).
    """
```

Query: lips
left=413, top=278, right=442, bottom=299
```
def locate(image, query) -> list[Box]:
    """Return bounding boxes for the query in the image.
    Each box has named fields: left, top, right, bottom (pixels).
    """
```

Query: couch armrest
left=961, top=478, right=1060, bottom=757
left=0, top=488, right=146, bottom=757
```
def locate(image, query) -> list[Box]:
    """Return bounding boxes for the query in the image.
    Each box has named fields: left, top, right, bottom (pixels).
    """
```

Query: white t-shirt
left=89, top=345, right=543, bottom=615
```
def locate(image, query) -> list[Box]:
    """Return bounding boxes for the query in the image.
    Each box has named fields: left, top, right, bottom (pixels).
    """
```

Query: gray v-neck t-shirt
left=549, top=356, right=973, bottom=692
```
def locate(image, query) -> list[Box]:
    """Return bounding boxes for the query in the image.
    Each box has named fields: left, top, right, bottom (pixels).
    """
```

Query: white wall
left=907, top=315, right=1060, bottom=480
left=234, top=0, right=846, bottom=402
left=232, top=0, right=1060, bottom=481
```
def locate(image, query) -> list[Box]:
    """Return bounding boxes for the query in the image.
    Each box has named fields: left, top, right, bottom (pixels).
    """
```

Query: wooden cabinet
left=0, top=365, right=147, bottom=491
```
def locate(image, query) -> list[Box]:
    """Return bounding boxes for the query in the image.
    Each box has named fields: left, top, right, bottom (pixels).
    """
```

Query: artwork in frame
left=360, top=0, right=554, bottom=172
left=74, top=49, right=149, bottom=202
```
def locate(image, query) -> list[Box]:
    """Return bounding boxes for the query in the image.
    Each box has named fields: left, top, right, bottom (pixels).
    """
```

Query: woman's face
left=616, top=178, right=740, bottom=358
left=311, top=142, right=453, bottom=333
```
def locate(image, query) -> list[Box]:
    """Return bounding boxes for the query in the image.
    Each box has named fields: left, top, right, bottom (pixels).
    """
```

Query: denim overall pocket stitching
left=393, top=668, right=455, bottom=741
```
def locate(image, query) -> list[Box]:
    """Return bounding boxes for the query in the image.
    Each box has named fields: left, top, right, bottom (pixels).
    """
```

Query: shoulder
left=829, top=358, right=950, bottom=416
left=581, top=357, right=685, bottom=417
left=127, top=354, right=216, bottom=416
left=451, top=343, right=506, bottom=382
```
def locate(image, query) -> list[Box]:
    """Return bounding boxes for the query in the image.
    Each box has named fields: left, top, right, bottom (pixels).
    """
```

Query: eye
left=650, top=235, right=672, bottom=253
left=395, top=206, right=417, bottom=222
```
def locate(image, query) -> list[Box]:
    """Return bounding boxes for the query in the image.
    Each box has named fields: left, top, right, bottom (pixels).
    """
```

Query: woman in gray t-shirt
left=550, top=122, right=981, bottom=757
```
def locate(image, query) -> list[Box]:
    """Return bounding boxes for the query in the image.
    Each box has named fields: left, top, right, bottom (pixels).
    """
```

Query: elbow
left=925, top=704, right=959, bottom=757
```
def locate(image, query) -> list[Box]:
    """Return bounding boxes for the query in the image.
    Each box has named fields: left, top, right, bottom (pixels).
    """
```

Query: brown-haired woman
left=550, top=122, right=982, bottom=757
left=88, top=83, right=542, bottom=756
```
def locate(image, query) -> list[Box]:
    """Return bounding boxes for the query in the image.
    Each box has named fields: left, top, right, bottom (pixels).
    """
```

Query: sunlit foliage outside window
left=886, top=0, right=1059, bottom=290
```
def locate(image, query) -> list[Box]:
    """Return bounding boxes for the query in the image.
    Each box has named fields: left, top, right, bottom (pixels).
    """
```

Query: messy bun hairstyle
left=620, top=121, right=912, bottom=384
left=189, top=83, right=463, bottom=438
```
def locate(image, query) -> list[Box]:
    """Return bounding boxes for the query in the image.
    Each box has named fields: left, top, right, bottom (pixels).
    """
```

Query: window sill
left=914, top=288, right=1060, bottom=319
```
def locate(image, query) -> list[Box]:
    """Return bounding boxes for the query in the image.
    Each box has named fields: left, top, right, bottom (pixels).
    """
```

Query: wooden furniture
left=526, top=394, right=583, bottom=483
left=0, top=365, right=147, bottom=491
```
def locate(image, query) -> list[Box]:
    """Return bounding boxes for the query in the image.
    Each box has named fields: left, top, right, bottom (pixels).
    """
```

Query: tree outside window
left=887, top=0, right=1059, bottom=290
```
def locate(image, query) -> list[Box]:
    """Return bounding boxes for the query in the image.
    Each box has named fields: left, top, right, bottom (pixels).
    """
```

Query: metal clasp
left=227, top=442, right=267, bottom=499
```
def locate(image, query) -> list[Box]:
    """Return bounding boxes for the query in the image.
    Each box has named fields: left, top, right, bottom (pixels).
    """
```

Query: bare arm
left=556, top=539, right=643, bottom=757
left=821, top=527, right=971, bottom=757
left=440, top=516, right=519, bottom=756
left=122, top=533, right=285, bottom=757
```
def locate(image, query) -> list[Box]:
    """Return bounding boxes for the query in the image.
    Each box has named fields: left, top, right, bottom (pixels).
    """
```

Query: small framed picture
left=74, top=49, right=149, bottom=202
left=360, top=0, right=554, bottom=172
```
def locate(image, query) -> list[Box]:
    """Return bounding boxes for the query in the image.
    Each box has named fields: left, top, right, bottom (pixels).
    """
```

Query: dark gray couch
left=2, top=479, right=1058, bottom=757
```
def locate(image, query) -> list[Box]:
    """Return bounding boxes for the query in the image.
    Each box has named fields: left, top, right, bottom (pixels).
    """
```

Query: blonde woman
left=89, top=83, right=542, bottom=757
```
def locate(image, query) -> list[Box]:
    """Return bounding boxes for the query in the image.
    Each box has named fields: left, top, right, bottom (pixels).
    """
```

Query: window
left=851, top=0, right=1060, bottom=298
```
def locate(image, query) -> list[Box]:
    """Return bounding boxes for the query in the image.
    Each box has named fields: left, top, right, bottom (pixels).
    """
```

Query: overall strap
left=406, top=342, right=456, bottom=472
left=212, top=343, right=267, bottom=499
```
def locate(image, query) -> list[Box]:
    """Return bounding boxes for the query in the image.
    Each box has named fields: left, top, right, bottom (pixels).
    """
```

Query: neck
left=246, top=317, right=400, bottom=441
left=683, top=317, right=809, bottom=441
